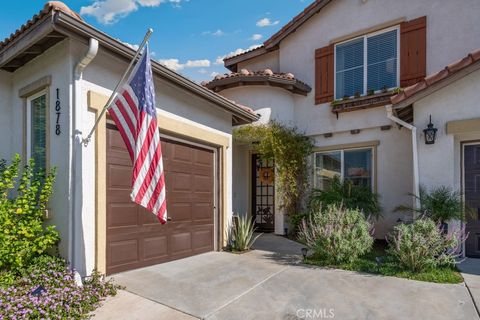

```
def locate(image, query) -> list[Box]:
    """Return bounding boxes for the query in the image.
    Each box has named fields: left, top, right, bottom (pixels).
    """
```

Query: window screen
left=367, top=30, right=398, bottom=92
left=31, top=94, right=47, bottom=171
left=335, top=38, right=364, bottom=99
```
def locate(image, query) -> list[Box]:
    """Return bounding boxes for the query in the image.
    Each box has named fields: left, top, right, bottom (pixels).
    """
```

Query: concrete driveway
left=93, top=234, right=479, bottom=320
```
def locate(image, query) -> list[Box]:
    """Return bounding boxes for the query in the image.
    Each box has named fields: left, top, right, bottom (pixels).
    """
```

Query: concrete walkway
left=458, top=258, right=480, bottom=317
left=93, top=234, right=479, bottom=320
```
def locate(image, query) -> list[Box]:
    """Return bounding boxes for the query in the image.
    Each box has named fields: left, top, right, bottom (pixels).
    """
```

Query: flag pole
left=82, top=28, right=154, bottom=147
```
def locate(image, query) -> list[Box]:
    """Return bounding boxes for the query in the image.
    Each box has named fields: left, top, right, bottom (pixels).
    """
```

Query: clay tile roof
left=0, top=1, right=82, bottom=50
left=202, top=69, right=312, bottom=96
left=391, top=48, right=480, bottom=106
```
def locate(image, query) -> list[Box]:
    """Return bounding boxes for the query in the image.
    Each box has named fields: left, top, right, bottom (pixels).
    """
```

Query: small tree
left=0, top=154, right=59, bottom=273
left=234, top=121, right=313, bottom=216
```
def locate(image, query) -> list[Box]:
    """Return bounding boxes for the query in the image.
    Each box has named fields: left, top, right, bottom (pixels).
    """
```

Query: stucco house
left=204, top=0, right=480, bottom=257
left=0, top=2, right=258, bottom=276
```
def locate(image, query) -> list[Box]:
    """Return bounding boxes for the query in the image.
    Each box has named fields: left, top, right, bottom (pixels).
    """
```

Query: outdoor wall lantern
left=423, top=115, right=438, bottom=145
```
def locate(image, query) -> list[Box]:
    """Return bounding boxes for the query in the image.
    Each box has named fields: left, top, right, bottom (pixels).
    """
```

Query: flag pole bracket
left=82, top=28, right=154, bottom=147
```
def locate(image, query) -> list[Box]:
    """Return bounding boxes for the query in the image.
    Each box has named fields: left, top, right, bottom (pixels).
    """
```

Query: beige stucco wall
left=0, top=70, right=12, bottom=160
left=414, top=69, right=480, bottom=191
left=0, top=40, right=73, bottom=259
left=237, top=50, right=280, bottom=73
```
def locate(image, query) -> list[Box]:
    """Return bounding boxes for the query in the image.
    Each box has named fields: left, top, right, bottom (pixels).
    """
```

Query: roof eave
left=48, top=11, right=258, bottom=124
left=206, top=75, right=311, bottom=96
left=224, top=0, right=332, bottom=70
left=223, top=46, right=271, bottom=72
left=392, top=60, right=480, bottom=110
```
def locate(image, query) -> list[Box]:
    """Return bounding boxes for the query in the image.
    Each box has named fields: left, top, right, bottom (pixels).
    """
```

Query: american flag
left=108, top=45, right=167, bottom=224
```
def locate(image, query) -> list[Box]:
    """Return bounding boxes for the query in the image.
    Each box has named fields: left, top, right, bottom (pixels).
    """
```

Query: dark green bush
left=0, top=154, right=59, bottom=273
left=308, top=176, right=381, bottom=220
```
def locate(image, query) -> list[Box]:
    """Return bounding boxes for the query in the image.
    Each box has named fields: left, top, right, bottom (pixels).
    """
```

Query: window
left=26, top=91, right=47, bottom=172
left=335, top=28, right=399, bottom=99
left=314, top=148, right=373, bottom=190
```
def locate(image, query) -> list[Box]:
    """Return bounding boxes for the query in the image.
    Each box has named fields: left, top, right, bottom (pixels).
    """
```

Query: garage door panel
left=108, top=165, right=132, bottom=188
left=143, top=236, right=168, bottom=260
left=169, top=203, right=192, bottom=222
left=170, top=232, right=192, bottom=254
left=108, top=239, right=139, bottom=266
left=170, top=173, right=193, bottom=192
left=193, top=228, right=214, bottom=251
left=195, top=149, right=214, bottom=166
left=107, top=126, right=215, bottom=275
left=193, top=203, right=213, bottom=220
left=108, top=203, right=138, bottom=228
left=194, top=175, right=213, bottom=193
left=171, top=144, right=194, bottom=163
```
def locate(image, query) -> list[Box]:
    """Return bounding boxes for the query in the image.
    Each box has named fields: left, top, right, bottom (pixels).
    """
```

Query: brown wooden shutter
left=400, top=16, right=427, bottom=87
left=315, top=44, right=334, bottom=104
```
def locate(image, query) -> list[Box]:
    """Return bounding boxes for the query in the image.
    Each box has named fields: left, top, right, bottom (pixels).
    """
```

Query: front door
left=465, top=143, right=480, bottom=258
left=251, top=154, right=275, bottom=232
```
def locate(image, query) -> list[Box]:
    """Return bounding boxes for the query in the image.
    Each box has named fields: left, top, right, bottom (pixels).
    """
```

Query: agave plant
left=230, top=215, right=261, bottom=252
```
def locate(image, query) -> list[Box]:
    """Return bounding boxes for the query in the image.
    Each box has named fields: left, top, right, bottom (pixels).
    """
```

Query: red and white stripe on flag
left=107, top=45, right=167, bottom=224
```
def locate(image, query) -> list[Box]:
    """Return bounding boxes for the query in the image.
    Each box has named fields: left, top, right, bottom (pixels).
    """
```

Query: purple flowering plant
left=0, top=255, right=119, bottom=319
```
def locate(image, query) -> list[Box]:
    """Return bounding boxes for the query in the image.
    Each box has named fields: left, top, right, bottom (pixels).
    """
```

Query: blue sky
left=0, top=0, right=308, bottom=82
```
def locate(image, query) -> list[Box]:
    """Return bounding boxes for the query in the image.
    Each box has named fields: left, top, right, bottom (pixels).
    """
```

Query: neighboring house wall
left=414, top=69, right=480, bottom=191
left=237, top=50, right=279, bottom=73
left=221, top=86, right=295, bottom=125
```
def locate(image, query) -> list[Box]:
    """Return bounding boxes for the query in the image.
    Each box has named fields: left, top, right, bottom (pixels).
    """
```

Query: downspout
left=70, top=38, right=99, bottom=272
left=385, top=105, right=421, bottom=215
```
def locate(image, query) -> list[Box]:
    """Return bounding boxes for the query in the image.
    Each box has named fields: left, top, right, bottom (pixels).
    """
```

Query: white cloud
left=158, top=58, right=211, bottom=71
left=185, top=59, right=210, bottom=68
left=250, top=34, right=263, bottom=41
left=210, top=71, right=219, bottom=77
left=202, top=29, right=225, bottom=37
left=198, top=68, right=208, bottom=74
left=256, top=18, right=279, bottom=27
left=121, top=40, right=139, bottom=51
left=214, top=44, right=262, bottom=66
left=80, top=0, right=184, bottom=24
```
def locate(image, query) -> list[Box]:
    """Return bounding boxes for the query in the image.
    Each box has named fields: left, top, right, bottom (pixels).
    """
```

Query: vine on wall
left=234, top=121, right=313, bottom=216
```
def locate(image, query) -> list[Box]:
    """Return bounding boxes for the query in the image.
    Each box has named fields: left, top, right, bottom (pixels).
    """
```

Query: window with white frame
left=314, top=148, right=373, bottom=190
left=26, top=91, right=47, bottom=172
left=335, top=27, right=399, bottom=99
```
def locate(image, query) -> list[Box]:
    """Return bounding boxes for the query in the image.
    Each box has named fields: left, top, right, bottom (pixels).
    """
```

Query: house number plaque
left=55, top=88, right=61, bottom=135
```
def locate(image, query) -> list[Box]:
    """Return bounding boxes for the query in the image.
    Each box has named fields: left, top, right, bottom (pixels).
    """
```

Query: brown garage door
left=106, top=124, right=215, bottom=275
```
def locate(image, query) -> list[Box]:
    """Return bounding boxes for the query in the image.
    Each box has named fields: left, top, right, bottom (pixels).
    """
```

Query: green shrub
left=395, top=186, right=468, bottom=223
left=229, top=215, right=260, bottom=252
left=309, top=176, right=381, bottom=220
left=298, top=204, right=374, bottom=264
left=387, top=218, right=463, bottom=272
left=0, top=154, right=59, bottom=273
